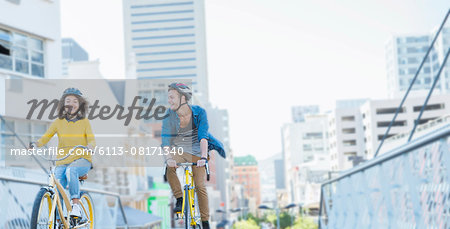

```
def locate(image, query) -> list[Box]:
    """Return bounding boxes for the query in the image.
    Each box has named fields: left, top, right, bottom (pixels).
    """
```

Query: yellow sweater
left=37, top=118, right=95, bottom=165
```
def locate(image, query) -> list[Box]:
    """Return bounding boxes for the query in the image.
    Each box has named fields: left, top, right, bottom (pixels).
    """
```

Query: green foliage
left=289, top=216, right=318, bottom=229
left=233, top=218, right=260, bottom=229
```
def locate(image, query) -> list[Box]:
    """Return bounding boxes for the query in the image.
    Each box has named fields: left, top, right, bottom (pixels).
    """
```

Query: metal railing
left=374, top=9, right=450, bottom=157
left=318, top=123, right=450, bottom=228
left=319, top=9, right=450, bottom=229
left=0, top=169, right=129, bottom=228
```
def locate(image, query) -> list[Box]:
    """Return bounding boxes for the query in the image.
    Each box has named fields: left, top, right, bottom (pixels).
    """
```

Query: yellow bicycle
left=164, top=162, right=210, bottom=229
left=30, top=145, right=94, bottom=229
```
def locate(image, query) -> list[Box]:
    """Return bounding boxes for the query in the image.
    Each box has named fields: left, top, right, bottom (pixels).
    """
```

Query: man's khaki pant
left=166, top=153, right=209, bottom=221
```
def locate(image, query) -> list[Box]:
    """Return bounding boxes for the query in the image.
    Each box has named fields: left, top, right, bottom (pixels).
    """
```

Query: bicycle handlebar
left=176, top=162, right=197, bottom=166
left=164, top=161, right=210, bottom=181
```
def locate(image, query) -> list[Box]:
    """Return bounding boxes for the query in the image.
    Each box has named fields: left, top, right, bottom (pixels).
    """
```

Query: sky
left=60, top=0, right=450, bottom=160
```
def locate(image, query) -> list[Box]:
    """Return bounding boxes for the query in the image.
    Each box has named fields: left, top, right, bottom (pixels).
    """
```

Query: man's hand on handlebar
left=166, top=158, right=177, bottom=168
left=196, top=157, right=208, bottom=167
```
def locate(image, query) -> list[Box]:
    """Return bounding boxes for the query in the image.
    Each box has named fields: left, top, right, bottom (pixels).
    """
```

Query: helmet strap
left=174, top=95, right=188, bottom=112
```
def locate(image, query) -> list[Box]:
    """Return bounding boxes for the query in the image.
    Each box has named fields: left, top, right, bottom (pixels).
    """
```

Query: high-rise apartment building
left=385, top=27, right=450, bottom=98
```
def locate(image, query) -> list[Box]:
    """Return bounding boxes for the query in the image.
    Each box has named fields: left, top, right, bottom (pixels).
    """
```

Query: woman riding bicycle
left=162, top=83, right=225, bottom=229
left=31, top=87, right=95, bottom=219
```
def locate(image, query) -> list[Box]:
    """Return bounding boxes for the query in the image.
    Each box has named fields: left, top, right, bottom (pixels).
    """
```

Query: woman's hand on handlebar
left=28, top=142, right=37, bottom=149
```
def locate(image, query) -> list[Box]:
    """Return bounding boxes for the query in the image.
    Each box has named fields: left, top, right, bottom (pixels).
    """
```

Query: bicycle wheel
left=192, top=191, right=201, bottom=228
left=30, top=188, right=55, bottom=229
left=78, top=191, right=95, bottom=228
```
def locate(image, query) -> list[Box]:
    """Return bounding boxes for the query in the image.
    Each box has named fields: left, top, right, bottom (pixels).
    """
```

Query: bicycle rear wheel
left=30, top=188, right=55, bottom=229
left=77, top=191, right=95, bottom=228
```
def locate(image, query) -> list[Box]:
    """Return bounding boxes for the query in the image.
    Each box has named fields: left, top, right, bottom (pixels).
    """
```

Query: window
left=378, top=134, right=394, bottom=140
left=407, top=47, right=418, bottom=53
left=303, top=132, right=323, bottom=139
left=413, top=103, right=445, bottom=112
left=408, top=68, right=417, bottom=75
left=377, top=120, right=407, bottom=127
left=0, top=29, right=12, bottom=70
left=424, top=77, right=431, bottom=84
left=398, top=58, right=407, bottom=65
left=342, top=128, right=356, bottom=134
left=341, top=116, right=355, bottom=121
left=416, top=117, right=438, bottom=125
left=423, top=67, right=431, bottom=74
left=343, top=140, right=356, bottom=146
left=0, top=28, right=44, bottom=77
left=376, top=107, right=405, bottom=114
left=406, top=37, right=416, bottom=43
left=399, top=69, right=405, bottom=75
left=408, top=57, right=418, bottom=64
left=344, top=152, right=356, bottom=156
left=303, top=144, right=312, bottom=151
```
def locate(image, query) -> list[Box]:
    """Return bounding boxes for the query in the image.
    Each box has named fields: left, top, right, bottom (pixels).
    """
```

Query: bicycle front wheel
left=30, top=188, right=55, bottom=229
left=78, top=191, right=95, bottom=228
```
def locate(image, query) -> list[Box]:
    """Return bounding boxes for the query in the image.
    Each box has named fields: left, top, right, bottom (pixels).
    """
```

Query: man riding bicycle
left=161, top=83, right=225, bottom=229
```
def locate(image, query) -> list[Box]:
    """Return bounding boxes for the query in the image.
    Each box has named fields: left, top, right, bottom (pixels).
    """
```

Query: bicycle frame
left=179, top=165, right=199, bottom=228
left=36, top=145, right=93, bottom=229
left=164, top=160, right=210, bottom=229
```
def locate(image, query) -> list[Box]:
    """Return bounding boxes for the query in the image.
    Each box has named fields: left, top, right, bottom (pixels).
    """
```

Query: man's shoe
left=201, top=221, right=210, bottom=229
left=173, top=197, right=183, bottom=213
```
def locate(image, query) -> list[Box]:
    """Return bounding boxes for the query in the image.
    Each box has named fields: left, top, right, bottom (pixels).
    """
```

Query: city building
left=0, top=0, right=62, bottom=80
left=328, top=99, right=367, bottom=171
left=233, top=155, right=261, bottom=209
left=258, top=153, right=281, bottom=203
left=1, top=0, right=63, bottom=163
left=291, top=105, right=319, bottom=123
left=122, top=0, right=209, bottom=104
left=274, top=158, right=285, bottom=190
left=61, top=38, right=89, bottom=75
left=385, top=27, right=450, bottom=99
left=292, top=154, right=330, bottom=206
left=361, top=93, right=450, bottom=158
left=282, top=113, right=329, bottom=201
left=205, top=105, right=232, bottom=209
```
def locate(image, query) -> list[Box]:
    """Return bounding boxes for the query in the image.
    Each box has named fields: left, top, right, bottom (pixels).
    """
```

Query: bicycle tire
left=78, top=191, right=95, bottom=229
left=30, top=188, right=55, bottom=229
left=184, top=185, right=190, bottom=229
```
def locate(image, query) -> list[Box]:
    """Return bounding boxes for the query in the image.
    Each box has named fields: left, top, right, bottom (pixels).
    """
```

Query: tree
left=290, top=216, right=318, bottom=229
left=233, top=218, right=260, bottom=229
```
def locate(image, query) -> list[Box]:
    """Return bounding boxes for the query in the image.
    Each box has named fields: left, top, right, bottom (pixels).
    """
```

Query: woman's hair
left=57, top=94, right=89, bottom=119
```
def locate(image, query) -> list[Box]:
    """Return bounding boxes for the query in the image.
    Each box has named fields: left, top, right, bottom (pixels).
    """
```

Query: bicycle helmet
left=63, top=88, right=83, bottom=96
left=168, top=83, right=192, bottom=101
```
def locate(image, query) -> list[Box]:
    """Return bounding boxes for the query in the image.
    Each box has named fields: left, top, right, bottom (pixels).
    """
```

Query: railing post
left=118, top=197, right=129, bottom=229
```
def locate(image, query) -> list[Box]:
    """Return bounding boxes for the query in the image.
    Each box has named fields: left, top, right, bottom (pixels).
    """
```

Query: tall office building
left=122, top=0, right=209, bottom=104
left=385, top=27, right=450, bottom=99
left=61, top=38, right=89, bottom=75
